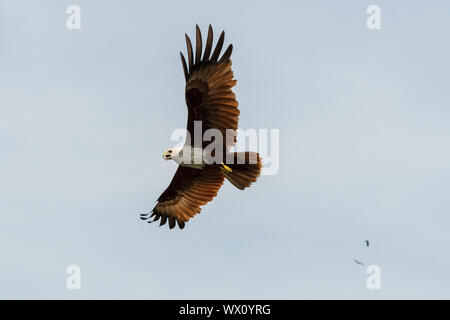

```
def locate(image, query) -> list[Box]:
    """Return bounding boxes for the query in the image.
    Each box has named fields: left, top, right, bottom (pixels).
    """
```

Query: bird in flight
left=365, top=240, right=370, bottom=247
left=353, top=259, right=365, bottom=265
left=140, top=25, right=262, bottom=229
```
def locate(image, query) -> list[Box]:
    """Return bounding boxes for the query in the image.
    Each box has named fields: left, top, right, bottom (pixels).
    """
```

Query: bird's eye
left=168, top=150, right=172, bottom=154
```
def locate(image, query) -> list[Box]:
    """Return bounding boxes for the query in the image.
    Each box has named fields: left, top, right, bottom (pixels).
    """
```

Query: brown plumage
left=140, top=25, right=262, bottom=229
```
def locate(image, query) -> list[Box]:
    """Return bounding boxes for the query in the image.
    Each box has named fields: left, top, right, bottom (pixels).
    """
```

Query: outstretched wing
left=181, top=25, right=239, bottom=149
left=141, top=166, right=225, bottom=229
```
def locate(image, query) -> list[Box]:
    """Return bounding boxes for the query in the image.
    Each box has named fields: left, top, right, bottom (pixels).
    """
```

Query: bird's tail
left=220, top=152, right=262, bottom=190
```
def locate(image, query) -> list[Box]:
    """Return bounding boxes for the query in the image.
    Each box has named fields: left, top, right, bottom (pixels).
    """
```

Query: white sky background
left=1, top=0, right=450, bottom=299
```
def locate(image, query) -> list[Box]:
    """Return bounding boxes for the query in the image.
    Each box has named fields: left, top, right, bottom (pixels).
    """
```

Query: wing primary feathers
left=185, top=34, right=194, bottom=72
left=139, top=211, right=151, bottom=221
left=218, top=44, right=233, bottom=64
left=168, top=217, right=176, bottom=229
left=195, top=24, right=202, bottom=65
left=210, top=31, right=225, bottom=63
left=159, top=215, right=167, bottom=226
left=203, top=24, right=213, bottom=62
left=182, top=27, right=231, bottom=81
left=151, top=212, right=160, bottom=222
left=177, top=219, right=185, bottom=229
left=180, top=52, right=188, bottom=81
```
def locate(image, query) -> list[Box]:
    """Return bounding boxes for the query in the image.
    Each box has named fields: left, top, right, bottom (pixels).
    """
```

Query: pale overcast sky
left=1, top=0, right=450, bottom=299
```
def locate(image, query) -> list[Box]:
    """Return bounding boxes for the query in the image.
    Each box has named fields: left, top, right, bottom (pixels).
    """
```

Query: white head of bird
left=162, top=145, right=186, bottom=164
left=162, top=145, right=205, bottom=169
left=162, top=148, right=173, bottom=161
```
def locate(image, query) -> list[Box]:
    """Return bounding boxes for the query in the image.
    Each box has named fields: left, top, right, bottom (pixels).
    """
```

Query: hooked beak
left=162, top=151, right=170, bottom=160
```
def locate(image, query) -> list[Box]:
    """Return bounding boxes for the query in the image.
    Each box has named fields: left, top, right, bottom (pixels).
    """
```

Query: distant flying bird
left=140, top=25, right=262, bottom=229
left=365, top=240, right=370, bottom=247
left=353, top=259, right=365, bottom=265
